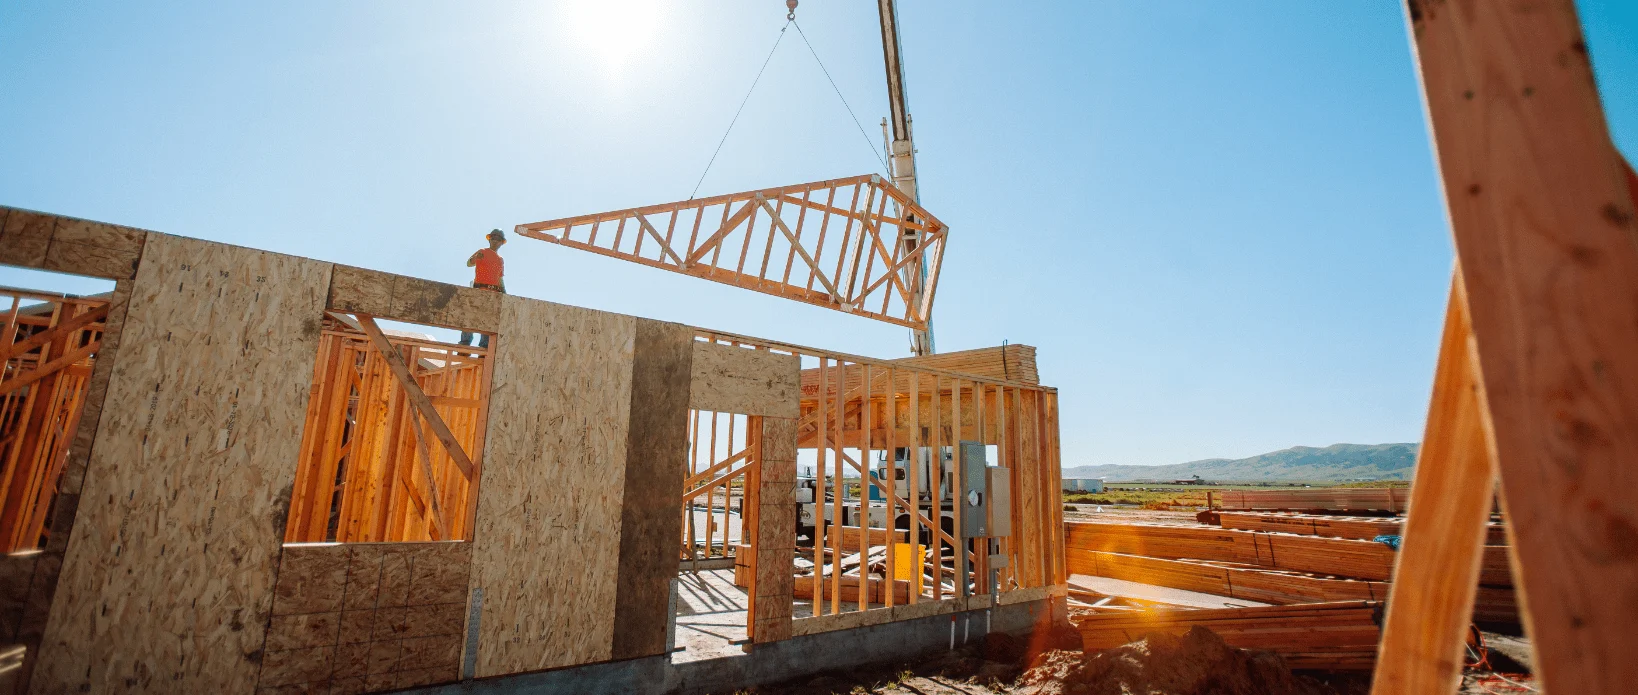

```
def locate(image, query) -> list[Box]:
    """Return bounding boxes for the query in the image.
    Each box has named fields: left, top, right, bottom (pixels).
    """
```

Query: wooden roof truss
left=515, top=174, right=947, bottom=330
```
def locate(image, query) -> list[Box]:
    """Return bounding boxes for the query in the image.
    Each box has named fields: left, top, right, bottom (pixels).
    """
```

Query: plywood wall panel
left=689, top=341, right=800, bottom=417
left=469, top=297, right=635, bottom=676
left=33, top=233, right=331, bottom=695
left=0, top=207, right=146, bottom=280
left=610, top=319, right=692, bottom=661
left=326, top=265, right=500, bottom=334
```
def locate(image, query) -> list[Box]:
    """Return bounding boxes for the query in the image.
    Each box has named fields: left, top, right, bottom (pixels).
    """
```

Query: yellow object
left=893, top=543, right=926, bottom=594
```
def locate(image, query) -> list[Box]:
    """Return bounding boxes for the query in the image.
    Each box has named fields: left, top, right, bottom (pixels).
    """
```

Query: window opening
left=0, top=272, right=117, bottom=552
left=282, top=311, right=492, bottom=543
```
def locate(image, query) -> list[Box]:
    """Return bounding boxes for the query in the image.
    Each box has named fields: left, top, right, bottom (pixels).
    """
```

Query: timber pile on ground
left=1073, top=602, right=1381, bottom=671
left=1067, top=521, right=1513, bottom=588
left=1216, top=511, right=1508, bottom=546
left=1065, top=520, right=1520, bottom=625
left=1216, top=488, right=1407, bottom=513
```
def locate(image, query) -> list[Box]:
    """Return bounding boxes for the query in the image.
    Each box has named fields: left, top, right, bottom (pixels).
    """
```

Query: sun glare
left=555, top=0, right=668, bottom=77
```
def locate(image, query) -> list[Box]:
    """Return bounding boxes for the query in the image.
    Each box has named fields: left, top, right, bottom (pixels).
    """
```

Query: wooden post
left=1371, top=274, right=1497, bottom=694
left=1400, top=1, right=1638, bottom=691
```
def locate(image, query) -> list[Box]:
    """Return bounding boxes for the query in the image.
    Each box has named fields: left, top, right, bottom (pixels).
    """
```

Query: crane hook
left=786, top=0, right=797, bottom=21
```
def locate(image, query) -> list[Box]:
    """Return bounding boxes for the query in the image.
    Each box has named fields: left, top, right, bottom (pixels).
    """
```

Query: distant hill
left=1063, top=443, right=1418, bottom=483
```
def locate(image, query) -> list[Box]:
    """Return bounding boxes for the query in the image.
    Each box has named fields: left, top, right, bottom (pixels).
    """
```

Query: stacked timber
left=1067, top=521, right=1516, bottom=586
left=892, top=344, right=1038, bottom=385
left=1217, top=511, right=1509, bottom=546
left=1065, top=522, right=1255, bottom=564
left=1218, top=488, right=1406, bottom=513
left=1066, top=521, right=1519, bottom=623
left=794, top=574, right=913, bottom=605
left=1070, top=551, right=1390, bottom=604
left=1074, top=602, right=1384, bottom=670
left=798, top=344, right=1038, bottom=398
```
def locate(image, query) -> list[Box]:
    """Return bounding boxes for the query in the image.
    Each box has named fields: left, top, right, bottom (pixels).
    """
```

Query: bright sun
left=555, top=0, right=668, bottom=77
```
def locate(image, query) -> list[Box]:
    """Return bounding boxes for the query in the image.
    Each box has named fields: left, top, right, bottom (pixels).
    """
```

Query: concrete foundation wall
left=416, top=598, right=1059, bottom=695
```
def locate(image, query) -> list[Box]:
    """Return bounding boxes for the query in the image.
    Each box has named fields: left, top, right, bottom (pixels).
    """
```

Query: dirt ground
left=729, top=626, right=1376, bottom=695
left=727, top=623, right=1535, bottom=695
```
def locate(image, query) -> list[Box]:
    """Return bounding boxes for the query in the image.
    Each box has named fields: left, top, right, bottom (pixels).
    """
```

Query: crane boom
left=876, top=0, right=935, bottom=355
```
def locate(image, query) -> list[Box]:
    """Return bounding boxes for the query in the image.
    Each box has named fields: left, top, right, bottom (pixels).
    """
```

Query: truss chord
left=520, top=175, right=947, bottom=331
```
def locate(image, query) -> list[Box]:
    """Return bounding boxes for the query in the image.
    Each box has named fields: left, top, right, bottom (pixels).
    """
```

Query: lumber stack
left=1067, top=521, right=1516, bottom=586
left=1217, top=511, right=1509, bottom=546
left=794, top=574, right=913, bottom=605
left=892, top=343, right=1038, bottom=384
left=1070, top=551, right=1390, bottom=604
left=1218, top=488, right=1405, bottom=513
left=1065, top=521, right=1256, bottom=564
left=1067, top=522, right=1398, bottom=580
left=1074, top=602, right=1384, bottom=670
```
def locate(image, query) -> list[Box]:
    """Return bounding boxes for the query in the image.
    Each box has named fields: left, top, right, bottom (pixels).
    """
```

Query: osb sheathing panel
left=610, top=319, right=692, bottom=661
left=0, top=207, right=147, bottom=280
left=34, top=233, right=332, bottom=694
left=469, top=296, right=635, bottom=676
left=688, top=341, right=800, bottom=417
left=327, top=264, right=500, bottom=333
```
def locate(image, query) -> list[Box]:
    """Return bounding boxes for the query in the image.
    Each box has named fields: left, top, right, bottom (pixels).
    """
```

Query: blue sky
left=3, top=2, right=1634, bottom=467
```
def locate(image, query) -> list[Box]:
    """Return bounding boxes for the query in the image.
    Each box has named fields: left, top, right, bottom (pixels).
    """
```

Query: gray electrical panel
left=959, top=440, right=987, bottom=538
left=986, top=466, right=1011, bottom=538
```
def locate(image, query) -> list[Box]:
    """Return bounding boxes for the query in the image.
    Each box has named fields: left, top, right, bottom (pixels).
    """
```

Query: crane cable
left=689, top=20, right=791, bottom=200
left=792, top=19, right=892, bottom=177
left=690, top=7, right=893, bottom=199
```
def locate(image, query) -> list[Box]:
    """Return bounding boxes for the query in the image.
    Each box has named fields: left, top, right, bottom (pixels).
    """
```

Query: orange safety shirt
left=473, top=248, right=504, bottom=287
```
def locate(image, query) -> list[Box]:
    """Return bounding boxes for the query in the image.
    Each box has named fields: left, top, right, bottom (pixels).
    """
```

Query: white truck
left=795, top=446, right=959, bottom=548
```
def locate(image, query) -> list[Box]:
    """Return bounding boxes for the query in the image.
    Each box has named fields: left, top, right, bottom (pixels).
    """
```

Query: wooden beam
left=684, top=201, right=756, bottom=265
left=2, top=303, right=107, bottom=361
left=1407, top=1, right=1638, bottom=691
left=406, top=410, right=448, bottom=540
left=682, top=446, right=754, bottom=490
left=754, top=195, right=839, bottom=299
left=0, top=340, right=99, bottom=397
left=635, top=214, right=686, bottom=266
left=1371, top=273, right=1497, bottom=695
left=349, top=313, right=475, bottom=479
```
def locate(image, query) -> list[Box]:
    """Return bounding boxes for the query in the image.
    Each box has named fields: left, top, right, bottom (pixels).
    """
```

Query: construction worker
left=459, top=229, right=506, bottom=349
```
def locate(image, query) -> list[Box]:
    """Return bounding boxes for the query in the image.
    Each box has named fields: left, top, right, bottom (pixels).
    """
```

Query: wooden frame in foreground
left=1373, top=1, right=1638, bottom=693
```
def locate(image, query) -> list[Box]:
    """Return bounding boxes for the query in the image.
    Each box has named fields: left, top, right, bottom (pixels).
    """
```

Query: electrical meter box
left=986, top=466, right=1011, bottom=538
left=959, top=441, right=988, bottom=537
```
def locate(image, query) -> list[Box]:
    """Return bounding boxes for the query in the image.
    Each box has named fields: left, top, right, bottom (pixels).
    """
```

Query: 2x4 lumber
left=0, top=340, right=99, bottom=398
left=883, top=367, right=898, bottom=608
left=1372, top=274, right=1497, bottom=695
left=352, top=313, right=474, bottom=479
left=1, top=303, right=106, bottom=361
left=1406, top=1, right=1638, bottom=692
left=860, top=363, right=872, bottom=612
left=830, top=358, right=844, bottom=614
left=406, top=411, right=449, bottom=539
left=754, top=195, right=838, bottom=299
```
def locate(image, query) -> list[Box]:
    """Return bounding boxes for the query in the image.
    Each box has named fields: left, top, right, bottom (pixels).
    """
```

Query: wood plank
left=468, top=296, right=635, bottom=676
left=0, top=340, right=99, bottom=398
left=1, top=303, right=107, bottom=361
left=353, top=314, right=474, bottom=479
left=1407, top=2, right=1638, bottom=691
left=611, top=319, right=692, bottom=660
left=1372, top=274, right=1499, bottom=695
left=35, top=233, right=332, bottom=694
left=688, top=340, right=800, bottom=417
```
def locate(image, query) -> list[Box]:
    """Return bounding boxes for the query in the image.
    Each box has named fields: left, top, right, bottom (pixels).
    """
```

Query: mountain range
left=1062, top=443, right=1418, bottom=483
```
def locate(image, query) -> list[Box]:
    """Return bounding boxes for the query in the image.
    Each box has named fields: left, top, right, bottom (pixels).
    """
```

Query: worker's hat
left=487, top=229, right=506, bottom=242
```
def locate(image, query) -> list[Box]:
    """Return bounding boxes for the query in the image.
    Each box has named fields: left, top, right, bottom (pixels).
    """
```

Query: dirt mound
left=1014, top=626, right=1334, bottom=695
